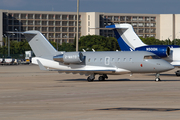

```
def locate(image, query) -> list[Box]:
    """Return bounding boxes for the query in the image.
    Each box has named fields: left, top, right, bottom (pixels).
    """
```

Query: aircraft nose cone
left=168, top=64, right=174, bottom=70
left=164, top=63, right=174, bottom=71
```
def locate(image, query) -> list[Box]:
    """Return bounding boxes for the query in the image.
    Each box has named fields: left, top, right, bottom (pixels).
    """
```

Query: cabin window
left=112, top=58, right=114, bottom=61
left=118, top=58, right=120, bottom=62
left=144, top=55, right=160, bottom=59
left=94, top=58, right=96, bottom=62
left=88, top=58, right=91, bottom=62
left=129, top=58, right=132, bottom=62
left=123, top=58, right=126, bottom=62
left=100, top=58, right=103, bottom=62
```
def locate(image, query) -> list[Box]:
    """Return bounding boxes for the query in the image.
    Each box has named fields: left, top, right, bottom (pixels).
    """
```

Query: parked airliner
left=22, top=30, right=174, bottom=82
left=105, top=23, right=180, bottom=76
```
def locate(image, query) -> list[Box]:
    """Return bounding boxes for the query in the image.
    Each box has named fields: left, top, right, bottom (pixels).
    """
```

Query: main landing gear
left=87, top=74, right=95, bottom=82
left=155, top=73, right=161, bottom=82
left=87, top=74, right=108, bottom=82
left=98, top=74, right=108, bottom=81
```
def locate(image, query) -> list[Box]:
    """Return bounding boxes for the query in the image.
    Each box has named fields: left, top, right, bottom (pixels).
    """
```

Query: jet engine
left=135, top=45, right=170, bottom=58
left=53, top=52, right=84, bottom=64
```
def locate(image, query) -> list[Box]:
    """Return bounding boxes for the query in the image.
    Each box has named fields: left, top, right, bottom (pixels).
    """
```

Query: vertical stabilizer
left=23, top=30, right=57, bottom=57
left=106, top=24, right=146, bottom=50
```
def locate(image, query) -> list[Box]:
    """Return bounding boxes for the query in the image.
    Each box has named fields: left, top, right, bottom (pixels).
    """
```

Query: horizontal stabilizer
left=6, top=31, right=24, bottom=34
left=37, top=60, right=48, bottom=71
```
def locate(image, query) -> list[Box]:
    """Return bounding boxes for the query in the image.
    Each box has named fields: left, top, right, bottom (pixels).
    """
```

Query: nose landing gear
left=155, top=73, right=161, bottom=82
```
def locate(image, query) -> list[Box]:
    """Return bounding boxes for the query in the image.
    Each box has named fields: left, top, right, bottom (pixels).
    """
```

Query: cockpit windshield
left=144, top=55, right=160, bottom=59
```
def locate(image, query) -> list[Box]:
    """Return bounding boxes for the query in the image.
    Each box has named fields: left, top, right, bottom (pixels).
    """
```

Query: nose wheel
left=155, top=77, right=161, bottom=82
left=155, top=73, right=161, bottom=82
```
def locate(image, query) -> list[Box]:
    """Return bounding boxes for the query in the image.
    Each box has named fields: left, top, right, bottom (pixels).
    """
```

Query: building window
left=21, top=14, right=26, bottom=19
left=42, top=14, right=47, bottom=19
left=49, top=21, right=54, bottom=26
left=35, top=21, right=41, bottom=25
left=55, top=15, right=61, bottom=20
left=42, top=21, right=47, bottom=26
left=69, top=15, right=74, bottom=20
left=28, top=20, right=33, bottom=25
left=28, top=14, right=33, bottom=19
left=35, top=14, right=41, bottom=19
left=49, top=14, right=54, bottom=19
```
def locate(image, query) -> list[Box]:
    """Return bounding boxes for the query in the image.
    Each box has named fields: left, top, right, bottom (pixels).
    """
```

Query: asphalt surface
left=0, top=65, right=180, bottom=120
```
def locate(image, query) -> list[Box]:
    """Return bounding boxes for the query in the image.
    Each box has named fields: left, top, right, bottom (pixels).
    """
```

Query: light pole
left=8, top=34, right=15, bottom=57
left=76, top=0, right=79, bottom=51
left=168, top=35, right=172, bottom=45
left=57, top=35, right=60, bottom=50
left=15, top=28, right=18, bottom=41
left=3, top=34, right=7, bottom=47
left=56, top=40, right=58, bottom=50
left=175, top=32, right=180, bottom=45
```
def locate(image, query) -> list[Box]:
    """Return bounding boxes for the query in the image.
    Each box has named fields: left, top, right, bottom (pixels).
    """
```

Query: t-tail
left=106, top=23, right=179, bottom=58
left=23, top=30, right=58, bottom=57
left=105, top=24, right=146, bottom=51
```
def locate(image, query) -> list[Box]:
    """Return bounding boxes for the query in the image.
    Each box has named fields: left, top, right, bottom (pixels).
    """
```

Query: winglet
left=37, top=60, right=48, bottom=71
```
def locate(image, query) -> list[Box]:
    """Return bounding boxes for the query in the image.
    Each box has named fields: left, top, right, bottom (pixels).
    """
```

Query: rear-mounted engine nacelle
left=135, top=45, right=170, bottom=58
left=53, top=52, right=84, bottom=64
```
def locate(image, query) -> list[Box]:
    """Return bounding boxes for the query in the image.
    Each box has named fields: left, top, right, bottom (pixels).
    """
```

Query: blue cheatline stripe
left=113, top=29, right=134, bottom=51
left=106, top=24, right=116, bottom=28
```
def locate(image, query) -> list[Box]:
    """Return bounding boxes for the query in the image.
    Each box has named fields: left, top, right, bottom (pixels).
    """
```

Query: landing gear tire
left=175, top=70, right=180, bottom=76
left=87, top=77, right=94, bottom=82
left=98, top=76, right=105, bottom=81
left=176, top=73, right=180, bottom=76
left=155, top=78, right=161, bottom=82
left=155, top=73, right=161, bottom=82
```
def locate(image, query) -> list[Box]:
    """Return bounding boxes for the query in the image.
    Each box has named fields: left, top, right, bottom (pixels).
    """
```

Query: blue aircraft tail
left=113, top=29, right=133, bottom=51
left=105, top=24, right=146, bottom=51
left=106, top=24, right=133, bottom=51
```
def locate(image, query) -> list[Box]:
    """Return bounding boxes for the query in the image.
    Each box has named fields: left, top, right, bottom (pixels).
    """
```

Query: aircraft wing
left=37, top=60, right=129, bottom=74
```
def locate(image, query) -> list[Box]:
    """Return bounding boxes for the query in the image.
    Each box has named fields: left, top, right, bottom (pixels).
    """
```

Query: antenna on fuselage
left=82, top=49, right=86, bottom=52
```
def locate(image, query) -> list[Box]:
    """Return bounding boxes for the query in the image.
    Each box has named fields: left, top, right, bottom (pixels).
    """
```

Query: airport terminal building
left=0, top=10, right=180, bottom=45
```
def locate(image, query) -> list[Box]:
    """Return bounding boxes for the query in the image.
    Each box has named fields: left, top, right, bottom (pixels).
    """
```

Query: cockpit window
left=144, top=55, right=160, bottom=59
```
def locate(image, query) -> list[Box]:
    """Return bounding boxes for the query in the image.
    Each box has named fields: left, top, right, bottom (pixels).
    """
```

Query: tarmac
left=0, top=65, right=180, bottom=120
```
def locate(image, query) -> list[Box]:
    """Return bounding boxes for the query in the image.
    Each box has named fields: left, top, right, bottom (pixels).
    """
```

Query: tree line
left=0, top=35, right=180, bottom=58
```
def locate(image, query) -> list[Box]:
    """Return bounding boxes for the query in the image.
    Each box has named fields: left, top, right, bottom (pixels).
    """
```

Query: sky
left=0, top=0, right=180, bottom=14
